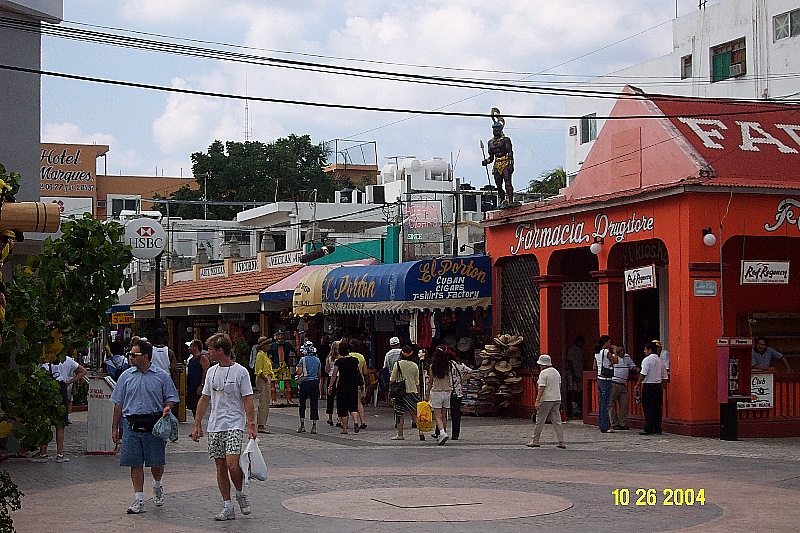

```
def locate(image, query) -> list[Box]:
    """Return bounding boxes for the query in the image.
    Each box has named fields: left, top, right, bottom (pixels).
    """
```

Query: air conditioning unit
left=96, top=200, right=107, bottom=208
left=729, top=63, right=744, bottom=77
left=568, top=126, right=578, bottom=136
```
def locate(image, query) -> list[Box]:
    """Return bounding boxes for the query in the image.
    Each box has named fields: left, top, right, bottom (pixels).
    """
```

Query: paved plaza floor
left=3, top=400, right=800, bottom=532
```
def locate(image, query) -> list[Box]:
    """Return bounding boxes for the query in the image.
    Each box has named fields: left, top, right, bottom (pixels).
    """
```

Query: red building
left=484, top=87, right=800, bottom=437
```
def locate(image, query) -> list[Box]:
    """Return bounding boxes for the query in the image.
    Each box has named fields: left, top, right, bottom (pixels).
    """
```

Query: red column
left=591, top=269, right=624, bottom=340
left=532, top=275, right=566, bottom=368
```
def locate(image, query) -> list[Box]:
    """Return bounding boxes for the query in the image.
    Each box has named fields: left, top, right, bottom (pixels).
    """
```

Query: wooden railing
left=581, top=371, right=800, bottom=437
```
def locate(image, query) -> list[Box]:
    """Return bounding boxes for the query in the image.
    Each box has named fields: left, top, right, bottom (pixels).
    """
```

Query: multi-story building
left=566, top=0, right=800, bottom=182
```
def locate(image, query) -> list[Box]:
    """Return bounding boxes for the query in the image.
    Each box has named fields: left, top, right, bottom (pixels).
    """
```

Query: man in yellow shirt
left=254, top=336, right=274, bottom=433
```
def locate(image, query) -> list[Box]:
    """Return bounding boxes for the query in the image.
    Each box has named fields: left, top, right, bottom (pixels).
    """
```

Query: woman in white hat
left=526, top=354, right=566, bottom=449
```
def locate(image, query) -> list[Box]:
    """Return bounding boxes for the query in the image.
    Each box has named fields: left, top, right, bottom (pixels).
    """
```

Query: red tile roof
left=131, top=265, right=302, bottom=309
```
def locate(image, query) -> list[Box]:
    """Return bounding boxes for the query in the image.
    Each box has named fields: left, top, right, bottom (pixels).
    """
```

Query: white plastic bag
left=239, top=438, right=267, bottom=485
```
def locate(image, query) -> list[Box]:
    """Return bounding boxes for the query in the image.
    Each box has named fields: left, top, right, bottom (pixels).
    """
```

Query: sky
left=40, top=0, right=724, bottom=195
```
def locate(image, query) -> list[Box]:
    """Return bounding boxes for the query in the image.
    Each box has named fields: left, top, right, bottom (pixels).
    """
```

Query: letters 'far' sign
left=124, top=218, right=166, bottom=259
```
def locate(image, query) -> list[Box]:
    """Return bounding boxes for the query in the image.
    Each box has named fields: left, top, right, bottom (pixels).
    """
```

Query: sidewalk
left=4, top=401, right=800, bottom=532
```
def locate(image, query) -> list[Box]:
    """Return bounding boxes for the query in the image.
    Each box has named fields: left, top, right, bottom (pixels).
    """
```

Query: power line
left=1, top=64, right=795, bottom=122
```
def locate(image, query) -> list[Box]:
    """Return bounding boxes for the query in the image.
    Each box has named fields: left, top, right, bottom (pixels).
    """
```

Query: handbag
left=600, top=350, right=614, bottom=379
left=152, top=412, right=179, bottom=442
left=239, top=438, right=268, bottom=485
left=294, top=357, right=308, bottom=384
left=389, top=362, right=407, bottom=399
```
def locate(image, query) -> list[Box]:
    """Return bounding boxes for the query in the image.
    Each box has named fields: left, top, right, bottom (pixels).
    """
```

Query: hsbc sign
left=124, top=218, right=166, bottom=259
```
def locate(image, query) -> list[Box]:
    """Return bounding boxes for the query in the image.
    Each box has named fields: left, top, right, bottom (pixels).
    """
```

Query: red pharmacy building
left=484, top=87, right=800, bottom=437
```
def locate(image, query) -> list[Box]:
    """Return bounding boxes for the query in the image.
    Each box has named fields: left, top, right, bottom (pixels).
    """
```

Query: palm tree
left=527, top=167, right=566, bottom=196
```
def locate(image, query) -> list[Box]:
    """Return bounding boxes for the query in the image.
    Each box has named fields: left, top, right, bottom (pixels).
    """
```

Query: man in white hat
left=383, top=337, right=402, bottom=375
left=526, top=354, right=566, bottom=449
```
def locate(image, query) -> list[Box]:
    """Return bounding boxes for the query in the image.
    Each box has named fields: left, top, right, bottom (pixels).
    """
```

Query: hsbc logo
left=124, top=218, right=166, bottom=259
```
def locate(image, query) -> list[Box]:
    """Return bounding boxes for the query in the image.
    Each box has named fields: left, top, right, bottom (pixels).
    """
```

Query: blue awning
left=322, top=255, right=492, bottom=314
left=106, top=304, right=130, bottom=314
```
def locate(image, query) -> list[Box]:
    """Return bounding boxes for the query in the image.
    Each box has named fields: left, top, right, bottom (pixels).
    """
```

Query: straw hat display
left=469, top=331, right=528, bottom=409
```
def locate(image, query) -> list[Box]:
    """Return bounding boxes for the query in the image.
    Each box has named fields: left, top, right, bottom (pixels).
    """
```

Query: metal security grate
left=500, top=256, right=540, bottom=361
left=561, top=281, right=599, bottom=309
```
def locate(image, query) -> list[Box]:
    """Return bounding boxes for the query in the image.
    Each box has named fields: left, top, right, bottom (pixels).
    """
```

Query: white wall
left=564, top=0, right=800, bottom=179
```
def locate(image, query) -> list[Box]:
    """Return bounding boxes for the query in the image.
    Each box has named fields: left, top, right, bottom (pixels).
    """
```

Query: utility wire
left=1, top=64, right=795, bottom=121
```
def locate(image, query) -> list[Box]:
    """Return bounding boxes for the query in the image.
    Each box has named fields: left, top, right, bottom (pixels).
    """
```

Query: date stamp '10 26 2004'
left=612, top=488, right=706, bottom=506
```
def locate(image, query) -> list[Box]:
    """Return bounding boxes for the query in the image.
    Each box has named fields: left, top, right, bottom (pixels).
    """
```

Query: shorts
left=207, top=430, right=244, bottom=459
left=119, top=429, right=167, bottom=468
left=428, top=391, right=451, bottom=409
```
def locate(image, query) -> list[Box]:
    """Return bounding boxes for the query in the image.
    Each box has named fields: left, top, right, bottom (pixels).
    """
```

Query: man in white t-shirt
left=383, top=337, right=402, bottom=374
left=191, top=333, right=257, bottom=521
left=635, top=341, right=669, bottom=436
left=526, top=354, right=565, bottom=449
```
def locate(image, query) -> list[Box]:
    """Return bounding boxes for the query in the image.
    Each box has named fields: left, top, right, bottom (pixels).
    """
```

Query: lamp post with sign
left=124, top=217, right=166, bottom=324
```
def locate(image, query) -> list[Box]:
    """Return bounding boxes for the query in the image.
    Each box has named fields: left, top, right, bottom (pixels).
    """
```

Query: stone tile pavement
left=3, top=400, right=799, bottom=532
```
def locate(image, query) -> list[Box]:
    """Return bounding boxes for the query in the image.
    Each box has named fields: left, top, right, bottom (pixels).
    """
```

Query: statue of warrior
left=481, top=108, right=515, bottom=205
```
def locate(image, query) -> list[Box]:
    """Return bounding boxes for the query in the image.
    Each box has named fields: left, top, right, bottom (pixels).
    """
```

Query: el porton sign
left=124, top=218, right=166, bottom=259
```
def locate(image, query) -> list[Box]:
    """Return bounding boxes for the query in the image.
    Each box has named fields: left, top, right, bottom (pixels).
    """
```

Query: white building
left=565, top=0, right=800, bottom=182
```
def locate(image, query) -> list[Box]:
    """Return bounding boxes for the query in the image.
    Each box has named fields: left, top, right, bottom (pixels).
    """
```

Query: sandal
left=340, top=430, right=348, bottom=434
left=557, top=444, right=567, bottom=449
left=525, top=442, right=540, bottom=448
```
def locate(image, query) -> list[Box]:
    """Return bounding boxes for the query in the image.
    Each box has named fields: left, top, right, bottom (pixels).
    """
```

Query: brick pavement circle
left=281, top=486, right=573, bottom=522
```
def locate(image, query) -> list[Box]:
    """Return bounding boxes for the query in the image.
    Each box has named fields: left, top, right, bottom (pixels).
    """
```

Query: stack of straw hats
left=475, top=333, right=525, bottom=406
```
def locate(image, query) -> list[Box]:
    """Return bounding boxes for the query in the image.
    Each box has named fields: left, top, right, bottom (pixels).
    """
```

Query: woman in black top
left=329, top=343, right=361, bottom=434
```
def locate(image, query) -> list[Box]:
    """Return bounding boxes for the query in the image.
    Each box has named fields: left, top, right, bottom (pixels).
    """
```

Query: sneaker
left=55, top=454, right=69, bottom=463
left=214, top=506, right=235, bottom=521
left=419, top=434, right=425, bottom=441
left=310, top=427, right=317, bottom=434
left=127, top=500, right=146, bottom=514
left=153, top=486, right=164, bottom=507
left=437, top=432, right=449, bottom=446
left=236, top=493, right=251, bottom=515
left=391, top=435, right=405, bottom=440
left=359, top=423, right=367, bottom=429
left=297, top=426, right=306, bottom=433
left=28, top=453, right=49, bottom=463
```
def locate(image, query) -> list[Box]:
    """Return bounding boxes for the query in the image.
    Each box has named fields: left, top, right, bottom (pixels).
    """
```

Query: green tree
left=160, top=136, right=334, bottom=220
left=0, top=211, right=132, bottom=531
left=0, top=214, right=133, bottom=449
left=527, top=167, right=566, bottom=196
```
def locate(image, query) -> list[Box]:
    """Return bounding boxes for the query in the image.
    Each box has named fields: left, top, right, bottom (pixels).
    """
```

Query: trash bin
left=87, top=375, right=117, bottom=454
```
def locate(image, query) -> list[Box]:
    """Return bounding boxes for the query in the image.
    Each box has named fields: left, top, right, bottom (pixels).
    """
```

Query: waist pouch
left=127, top=412, right=162, bottom=433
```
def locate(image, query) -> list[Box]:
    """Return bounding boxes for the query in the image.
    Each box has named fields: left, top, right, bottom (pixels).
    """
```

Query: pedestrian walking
left=526, top=354, right=566, bottom=449
left=296, top=341, right=322, bottom=434
left=254, top=336, right=274, bottom=434
left=110, top=339, right=179, bottom=514
left=190, top=333, right=257, bottom=521
left=329, top=342, right=360, bottom=434
left=390, top=346, right=424, bottom=441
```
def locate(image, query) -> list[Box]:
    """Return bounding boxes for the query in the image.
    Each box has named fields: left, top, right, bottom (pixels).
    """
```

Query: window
left=681, top=55, right=693, bottom=79
left=774, top=9, right=800, bottom=41
left=580, top=113, right=597, bottom=144
left=711, top=37, right=746, bottom=82
left=111, top=198, right=138, bottom=217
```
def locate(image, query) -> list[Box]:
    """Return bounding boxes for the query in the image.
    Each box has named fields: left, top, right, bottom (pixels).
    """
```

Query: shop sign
left=510, top=212, right=654, bottom=254
left=220, top=313, right=245, bottom=321
left=40, top=144, right=97, bottom=197
left=42, top=196, right=94, bottom=217
left=740, top=261, right=789, bottom=284
left=737, top=373, right=773, bottom=409
left=764, top=197, right=800, bottom=232
left=234, top=258, right=258, bottom=274
left=200, top=264, right=226, bottom=279
left=622, top=240, right=668, bottom=267
left=693, top=280, right=717, bottom=296
left=268, top=250, right=303, bottom=268
left=124, top=218, right=166, bottom=259
left=412, top=257, right=489, bottom=300
left=403, top=199, right=443, bottom=243
left=624, top=265, right=656, bottom=291
left=111, top=312, right=134, bottom=325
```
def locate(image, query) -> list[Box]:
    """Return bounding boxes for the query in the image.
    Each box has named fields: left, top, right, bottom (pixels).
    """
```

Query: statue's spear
left=479, top=140, right=491, bottom=186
